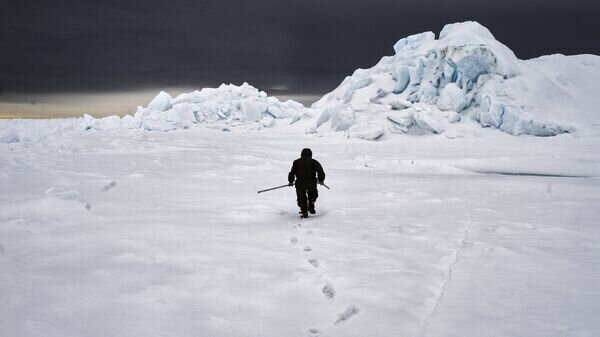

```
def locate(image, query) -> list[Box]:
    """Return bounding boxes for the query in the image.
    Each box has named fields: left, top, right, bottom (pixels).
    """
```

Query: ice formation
left=0, top=84, right=308, bottom=143
left=310, top=21, right=584, bottom=138
left=131, top=83, right=305, bottom=132
left=0, top=83, right=306, bottom=142
left=2, top=21, right=599, bottom=143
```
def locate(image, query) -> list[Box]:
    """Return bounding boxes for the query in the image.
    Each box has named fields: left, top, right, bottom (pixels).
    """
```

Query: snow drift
left=309, top=21, right=600, bottom=139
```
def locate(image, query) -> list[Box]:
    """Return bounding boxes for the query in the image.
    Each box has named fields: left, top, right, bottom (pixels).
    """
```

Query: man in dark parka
left=288, top=148, right=326, bottom=218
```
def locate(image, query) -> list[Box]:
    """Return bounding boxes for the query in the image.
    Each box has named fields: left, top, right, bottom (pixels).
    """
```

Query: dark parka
left=288, top=148, right=325, bottom=189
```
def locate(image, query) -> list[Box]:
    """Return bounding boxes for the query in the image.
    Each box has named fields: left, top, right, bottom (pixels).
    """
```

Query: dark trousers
left=296, top=187, right=318, bottom=212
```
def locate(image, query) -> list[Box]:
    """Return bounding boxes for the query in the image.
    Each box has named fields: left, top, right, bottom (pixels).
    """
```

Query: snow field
left=1, top=127, right=599, bottom=336
left=1, top=20, right=599, bottom=337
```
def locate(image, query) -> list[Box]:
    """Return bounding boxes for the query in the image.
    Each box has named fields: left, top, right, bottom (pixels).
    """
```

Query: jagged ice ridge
left=1, top=21, right=599, bottom=143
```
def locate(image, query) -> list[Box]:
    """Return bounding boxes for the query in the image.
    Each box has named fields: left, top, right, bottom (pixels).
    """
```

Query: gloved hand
left=288, top=182, right=294, bottom=186
left=318, top=180, right=324, bottom=185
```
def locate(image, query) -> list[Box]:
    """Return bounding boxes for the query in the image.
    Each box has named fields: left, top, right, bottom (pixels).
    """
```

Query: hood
left=301, top=148, right=312, bottom=159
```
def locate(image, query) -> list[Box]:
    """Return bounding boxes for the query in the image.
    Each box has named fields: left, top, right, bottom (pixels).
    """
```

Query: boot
left=308, top=201, right=316, bottom=214
left=299, top=209, right=308, bottom=218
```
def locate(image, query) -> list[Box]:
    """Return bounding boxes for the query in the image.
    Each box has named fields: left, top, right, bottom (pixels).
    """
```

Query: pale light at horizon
left=0, top=89, right=321, bottom=119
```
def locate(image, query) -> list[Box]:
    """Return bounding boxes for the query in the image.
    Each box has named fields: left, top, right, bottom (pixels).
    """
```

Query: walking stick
left=320, top=183, right=330, bottom=190
left=257, top=184, right=291, bottom=194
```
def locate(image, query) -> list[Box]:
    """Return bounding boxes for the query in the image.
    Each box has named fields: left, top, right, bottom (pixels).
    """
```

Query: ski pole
left=320, top=183, right=330, bottom=190
left=257, top=184, right=291, bottom=194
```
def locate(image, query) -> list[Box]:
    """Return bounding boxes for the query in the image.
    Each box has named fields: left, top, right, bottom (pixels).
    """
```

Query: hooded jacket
left=288, top=148, right=325, bottom=189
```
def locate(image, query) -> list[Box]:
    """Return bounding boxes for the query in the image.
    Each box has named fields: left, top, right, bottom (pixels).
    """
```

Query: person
left=288, top=148, right=326, bottom=218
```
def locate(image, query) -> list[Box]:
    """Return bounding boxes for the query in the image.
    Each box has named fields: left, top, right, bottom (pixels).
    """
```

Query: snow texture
left=1, top=20, right=600, bottom=337
left=334, top=305, right=361, bottom=325
left=1, top=122, right=600, bottom=337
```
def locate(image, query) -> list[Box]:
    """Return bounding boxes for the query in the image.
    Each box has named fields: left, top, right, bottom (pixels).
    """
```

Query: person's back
left=288, top=148, right=325, bottom=218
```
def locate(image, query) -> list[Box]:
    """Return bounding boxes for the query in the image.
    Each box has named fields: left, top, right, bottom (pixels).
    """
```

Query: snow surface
left=1, top=20, right=600, bottom=337
left=1, top=123, right=600, bottom=337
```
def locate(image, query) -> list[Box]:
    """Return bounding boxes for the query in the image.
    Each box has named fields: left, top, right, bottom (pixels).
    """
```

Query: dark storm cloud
left=1, top=0, right=598, bottom=96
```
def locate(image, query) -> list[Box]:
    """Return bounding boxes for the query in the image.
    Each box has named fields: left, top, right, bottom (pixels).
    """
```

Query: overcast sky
left=1, top=0, right=598, bottom=117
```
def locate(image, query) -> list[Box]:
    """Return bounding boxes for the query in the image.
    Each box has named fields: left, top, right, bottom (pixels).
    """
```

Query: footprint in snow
left=308, top=328, right=320, bottom=336
left=322, top=283, right=336, bottom=299
left=334, top=305, right=360, bottom=325
left=290, top=237, right=298, bottom=245
left=101, top=181, right=117, bottom=192
left=305, top=229, right=313, bottom=235
left=293, top=223, right=302, bottom=229
left=303, top=246, right=312, bottom=252
left=308, top=258, right=319, bottom=268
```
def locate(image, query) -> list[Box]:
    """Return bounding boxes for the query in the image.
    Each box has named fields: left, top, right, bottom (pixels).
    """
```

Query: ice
left=387, top=110, right=413, bottom=132
left=343, top=78, right=372, bottom=103
left=141, top=114, right=178, bottom=131
left=393, top=31, right=435, bottom=53
left=439, top=21, right=520, bottom=77
left=393, top=65, right=410, bottom=94
left=147, top=91, right=172, bottom=112
left=408, top=58, right=425, bottom=88
left=1, top=22, right=599, bottom=143
left=437, top=83, right=466, bottom=112
left=411, top=105, right=449, bottom=134
left=282, top=100, right=304, bottom=110
left=314, top=104, right=343, bottom=129
left=348, top=122, right=385, bottom=140
left=474, top=94, right=574, bottom=136
left=330, top=107, right=356, bottom=131
left=241, top=97, right=268, bottom=122
left=266, top=105, right=285, bottom=118
left=381, top=96, right=413, bottom=110
left=94, top=115, right=122, bottom=131
left=259, top=116, right=275, bottom=128
left=385, top=104, right=460, bottom=135
left=309, top=21, right=592, bottom=137
left=170, top=103, right=197, bottom=123
left=43, top=83, right=307, bottom=135
left=121, top=114, right=141, bottom=129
